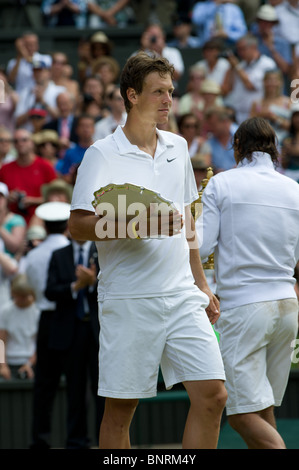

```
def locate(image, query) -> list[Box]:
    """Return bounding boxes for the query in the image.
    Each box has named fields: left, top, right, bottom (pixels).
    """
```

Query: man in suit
left=45, top=238, right=105, bottom=448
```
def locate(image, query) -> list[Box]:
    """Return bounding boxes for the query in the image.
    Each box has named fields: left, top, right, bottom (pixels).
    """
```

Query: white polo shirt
left=71, top=125, right=203, bottom=301
left=199, top=152, right=299, bottom=310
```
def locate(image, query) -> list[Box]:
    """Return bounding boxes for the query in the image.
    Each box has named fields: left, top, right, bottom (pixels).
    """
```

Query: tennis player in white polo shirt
left=200, top=117, right=299, bottom=449
left=69, top=52, right=226, bottom=449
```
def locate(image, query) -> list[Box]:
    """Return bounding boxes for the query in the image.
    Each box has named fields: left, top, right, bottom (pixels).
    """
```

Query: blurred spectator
left=43, top=91, right=79, bottom=156
left=177, top=113, right=211, bottom=168
left=51, top=52, right=80, bottom=104
left=272, top=0, right=299, bottom=47
left=93, top=86, right=126, bottom=140
left=167, top=14, right=201, bottom=49
left=42, top=0, right=87, bottom=28
left=87, top=0, right=135, bottom=28
left=92, top=56, right=120, bottom=93
left=281, top=104, right=299, bottom=182
left=80, top=92, right=104, bottom=122
left=0, top=182, right=26, bottom=260
left=252, top=5, right=292, bottom=79
left=0, top=129, right=57, bottom=224
left=236, top=0, right=262, bottom=27
left=57, top=115, right=96, bottom=183
left=28, top=109, right=48, bottom=135
left=0, top=70, right=18, bottom=133
left=191, top=0, right=247, bottom=48
left=193, top=38, right=230, bottom=90
left=15, top=59, right=66, bottom=131
left=0, top=236, right=18, bottom=306
left=137, top=23, right=185, bottom=85
left=0, top=127, right=16, bottom=169
left=6, top=32, right=52, bottom=94
left=178, top=64, right=207, bottom=119
left=222, top=34, right=276, bottom=124
left=32, top=130, right=60, bottom=169
left=80, top=75, right=108, bottom=120
left=250, top=69, right=291, bottom=144
left=0, top=274, right=39, bottom=380
left=204, top=106, right=236, bottom=172
left=77, top=32, right=113, bottom=84
left=130, top=0, right=177, bottom=27
left=29, top=178, right=73, bottom=228
left=25, top=202, right=70, bottom=449
left=45, top=238, right=104, bottom=448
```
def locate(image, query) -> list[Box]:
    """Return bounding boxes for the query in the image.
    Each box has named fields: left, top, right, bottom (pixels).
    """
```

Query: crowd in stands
left=0, top=0, right=298, bottom=389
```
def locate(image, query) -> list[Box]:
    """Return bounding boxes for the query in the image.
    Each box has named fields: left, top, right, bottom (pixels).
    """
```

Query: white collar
left=237, top=152, right=275, bottom=169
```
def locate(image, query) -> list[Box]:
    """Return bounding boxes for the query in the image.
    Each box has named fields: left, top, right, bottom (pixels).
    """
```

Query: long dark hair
left=233, top=117, right=280, bottom=166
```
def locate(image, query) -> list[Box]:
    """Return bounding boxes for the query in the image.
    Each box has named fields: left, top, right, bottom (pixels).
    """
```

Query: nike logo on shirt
left=167, top=158, right=176, bottom=163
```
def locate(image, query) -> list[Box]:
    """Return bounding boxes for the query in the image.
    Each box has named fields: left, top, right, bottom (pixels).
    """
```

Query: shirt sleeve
left=199, top=177, right=220, bottom=259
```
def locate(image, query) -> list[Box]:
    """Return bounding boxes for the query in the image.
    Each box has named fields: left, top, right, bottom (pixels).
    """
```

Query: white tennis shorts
left=215, top=298, right=299, bottom=416
left=98, top=290, right=226, bottom=399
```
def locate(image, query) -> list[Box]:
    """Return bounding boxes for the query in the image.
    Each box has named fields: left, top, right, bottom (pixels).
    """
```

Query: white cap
left=256, top=5, right=278, bottom=23
left=0, top=182, right=9, bottom=197
left=35, top=201, right=70, bottom=222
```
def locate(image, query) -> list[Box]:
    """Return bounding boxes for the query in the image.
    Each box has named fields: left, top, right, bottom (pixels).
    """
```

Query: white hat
left=26, top=225, right=47, bottom=241
left=0, top=182, right=9, bottom=197
left=256, top=5, right=278, bottom=23
left=35, top=201, right=70, bottom=222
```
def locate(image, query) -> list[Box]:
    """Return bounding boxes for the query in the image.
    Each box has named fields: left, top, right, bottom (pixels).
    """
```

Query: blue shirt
left=56, top=144, right=87, bottom=175
left=207, top=131, right=236, bottom=171
left=192, top=1, right=247, bottom=47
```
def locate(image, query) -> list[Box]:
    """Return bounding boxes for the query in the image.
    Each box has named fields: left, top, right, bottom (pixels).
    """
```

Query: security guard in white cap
left=25, top=201, right=70, bottom=448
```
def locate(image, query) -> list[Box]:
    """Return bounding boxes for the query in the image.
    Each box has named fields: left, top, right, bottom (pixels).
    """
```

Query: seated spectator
left=51, top=52, right=80, bottom=104
left=0, top=129, right=57, bottom=224
left=93, top=86, right=126, bottom=141
left=130, top=0, right=177, bottom=27
left=57, top=115, right=95, bottom=184
left=87, top=0, right=135, bottom=28
left=222, top=34, right=276, bottom=124
left=92, top=56, right=120, bottom=94
left=0, top=236, right=18, bottom=306
left=136, top=22, right=185, bottom=86
left=193, top=38, right=231, bottom=90
left=33, top=130, right=60, bottom=169
left=0, top=127, right=16, bottom=169
left=77, top=32, right=113, bottom=84
left=250, top=69, right=291, bottom=145
left=6, top=32, right=52, bottom=94
left=178, top=64, right=207, bottom=119
left=204, top=106, right=236, bottom=173
left=43, top=91, right=79, bottom=157
left=167, top=14, right=202, bottom=49
left=191, top=0, right=247, bottom=48
left=252, top=5, right=292, bottom=81
left=80, top=93, right=104, bottom=122
left=80, top=75, right=108, bottom=120
left=28, top=108, right=48, bottom=135
left=0, top=182, right=26, bottom=260
left=42, top=0, right=87, bottom=28
left=0, top=70, right=18, bottom=133
left=0, top=274, right=39, bottom=380
left=281, top=104, right=299, bottom=183
left=177, top=113, right=212, bottom=171
left=272, top=0, right=299, bottom=47
left=15, top=59, right=66, bottom=131
left=29, top=178, right=73, bottom=228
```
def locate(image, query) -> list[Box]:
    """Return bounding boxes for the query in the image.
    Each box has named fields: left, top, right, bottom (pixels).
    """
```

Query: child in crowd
left=0, top=274, right=39, bottom=380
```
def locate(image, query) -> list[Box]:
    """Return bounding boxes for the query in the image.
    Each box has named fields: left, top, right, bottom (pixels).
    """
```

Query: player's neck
left=122, top=119, right=157, bottom=158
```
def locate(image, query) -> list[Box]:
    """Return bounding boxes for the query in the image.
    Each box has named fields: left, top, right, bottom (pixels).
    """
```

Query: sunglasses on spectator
left=14, top=138, right=30, bottom=143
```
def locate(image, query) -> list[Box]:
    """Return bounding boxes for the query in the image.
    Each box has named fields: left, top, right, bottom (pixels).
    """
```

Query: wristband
left=131, top=221, right=141, bottom=239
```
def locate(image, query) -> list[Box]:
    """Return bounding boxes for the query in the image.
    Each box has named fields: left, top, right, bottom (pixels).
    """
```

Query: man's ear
left=127, top=87, right=138, bottom=105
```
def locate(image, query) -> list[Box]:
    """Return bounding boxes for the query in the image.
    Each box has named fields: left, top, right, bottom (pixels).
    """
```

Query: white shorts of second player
left=215, top=298, right=299, bottom=416
left=98, top=289, right=226, bottom=399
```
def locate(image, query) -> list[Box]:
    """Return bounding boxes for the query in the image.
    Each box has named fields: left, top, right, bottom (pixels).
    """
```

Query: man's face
left=23, top=34, right=39, bottom=56
left=14, top=130, right=33, bottom=156
left=130, top=72, right=174, bottom=126
left=76, top=118, right=95, bottom=140
left=0, top=132, right=12, bottom=156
